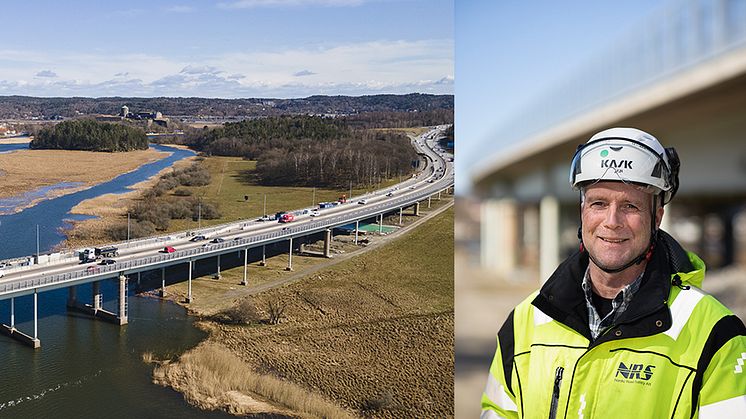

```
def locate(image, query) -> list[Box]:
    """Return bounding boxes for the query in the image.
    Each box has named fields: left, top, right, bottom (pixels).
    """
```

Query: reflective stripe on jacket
left=481, top=231, right=746, bottom=419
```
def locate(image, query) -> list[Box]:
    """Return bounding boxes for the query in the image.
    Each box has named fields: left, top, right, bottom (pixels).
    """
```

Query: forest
left=30, top=119, right=149, bottom=152
left=184, top=116, right=419, bottom=188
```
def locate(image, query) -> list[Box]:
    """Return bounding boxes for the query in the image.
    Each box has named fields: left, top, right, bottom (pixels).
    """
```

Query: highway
left=0, top=125, right=453, bottom=300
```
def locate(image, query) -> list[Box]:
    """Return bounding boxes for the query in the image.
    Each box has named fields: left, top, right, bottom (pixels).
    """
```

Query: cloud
left=180, top=65, right=221, bottom=75
left=164, top=5, right=194, bottom=13
left=219, top=0, right=365, bottom=9
left=35, top=70, right=58, bottom=78
left=293, top=70, right=316, bottom=77
left=0, top=39, right=453, bottom=98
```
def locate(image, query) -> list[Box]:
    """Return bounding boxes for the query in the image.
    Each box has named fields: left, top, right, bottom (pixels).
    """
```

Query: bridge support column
left=540, top=196, right=560, bottom=284
left=324, top=229, right=332, bottom=258
left=286, top=238, right=294, bottom=271
left=428, top=196, right=431, bottom=208
left=413, top=202, right=420, bottom=216
left=92, top=281, right=102, bottom=313
left=378, top=214, right=383, bottom=234
left=1, top=294, right=41, bottom=349
left=160, top=268, right=166, bottom=297
left=118, top=274, right=128, bottom=326
left=242, top=248, right=248, bottom=286
left=399, top=208, right=403, bottom=225
left=67, top=286, right=77, bottom=308
left=32, top=290, right=40, bottom=348
left=215, top=254, right=221, bottom=280
left=259, top=245, right=266, bottom=266
left=10, top=297, right=15, bottom=329
left=437, top=191, right=441, bottom=200
left=187, top=260, right=193, bottom=303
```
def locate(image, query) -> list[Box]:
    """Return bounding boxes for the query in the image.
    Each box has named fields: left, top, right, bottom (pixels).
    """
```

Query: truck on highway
left=79, top=246, right=119, bottom=263
left=96, top=246, right=119, bottom=258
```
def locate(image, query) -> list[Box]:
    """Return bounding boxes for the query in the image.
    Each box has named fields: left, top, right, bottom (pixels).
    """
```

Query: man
left=481, top=128, right=746, bottom=418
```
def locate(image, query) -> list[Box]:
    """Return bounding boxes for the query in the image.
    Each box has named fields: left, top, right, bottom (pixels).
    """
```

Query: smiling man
left=481, top=128, right=746, bottom=418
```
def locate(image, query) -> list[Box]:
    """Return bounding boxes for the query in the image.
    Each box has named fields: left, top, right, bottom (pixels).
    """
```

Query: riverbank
left=151, top=203, right=454, bottom=418
left=0, top=147, right=170, bottom=215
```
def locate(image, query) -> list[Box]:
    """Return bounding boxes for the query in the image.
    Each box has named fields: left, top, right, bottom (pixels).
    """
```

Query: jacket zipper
left=548, top=366, right=564, bottom=419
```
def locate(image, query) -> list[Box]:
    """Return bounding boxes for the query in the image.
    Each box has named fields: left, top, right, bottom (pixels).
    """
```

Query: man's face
left=581, top=182, right=663, bottom=271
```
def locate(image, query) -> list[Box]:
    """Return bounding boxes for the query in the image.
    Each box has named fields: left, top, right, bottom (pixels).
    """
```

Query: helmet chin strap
left=579, top=194, right=659, bottom=274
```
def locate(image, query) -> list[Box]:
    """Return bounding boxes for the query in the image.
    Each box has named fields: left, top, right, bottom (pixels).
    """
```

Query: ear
left=655, top=205, right=665, bottom=229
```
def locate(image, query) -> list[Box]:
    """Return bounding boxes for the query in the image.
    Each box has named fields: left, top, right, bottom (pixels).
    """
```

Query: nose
left=603, top=204, right=624, bottom=229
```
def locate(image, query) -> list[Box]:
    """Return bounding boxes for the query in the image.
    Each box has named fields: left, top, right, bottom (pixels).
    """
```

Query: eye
left=589, top=201, right=605, bottom=208
left=624, top=203, right=640, bottom=211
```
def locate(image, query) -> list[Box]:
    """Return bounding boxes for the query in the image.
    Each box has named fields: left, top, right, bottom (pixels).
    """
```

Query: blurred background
left=455, top=0, right=746, bottom=417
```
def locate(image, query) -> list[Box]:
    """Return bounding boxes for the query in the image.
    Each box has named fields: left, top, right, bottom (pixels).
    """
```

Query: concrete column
left=216, top=254, right=221, bottom=279
left=187, top=260, right=193, bottom=303
left=137, top=271, right=141, bottom=286
left=324, top=229, right=332, bottom=258
left=540, top=196, right=560, bottom=284
left=286, top=238, right=294, bottom=271
left=428, top=196, right=431, bottom=208
left=33, top=290, right=39, bottom=346
left=67, top=286, right=77, bottom=308
left=160, top=268, right=166, bottom=297
left=242, top=248, right=248, bottom=286
left=437, top=191, right=441, bottom=200
left=355, top=221, right=359, bottom=244
left=414, top=202, right=420, bottom=216
left=378, top=214, right=383, bottom=234
left=480, top=198, right=518, bottom=274
left=10, top=297, right=14, bottom=330
left=118, top=274, right=128, bottom=325
left=260, top=245, right=266, bottom=266
left=399, top=208, right=403, bottom=225
left=92, top=281, right=102, bottom=313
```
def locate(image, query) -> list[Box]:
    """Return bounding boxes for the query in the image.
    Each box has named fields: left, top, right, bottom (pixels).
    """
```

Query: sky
left=456, top=0, right=667, bottom=194
left=0, top=0, right=453, bottom=98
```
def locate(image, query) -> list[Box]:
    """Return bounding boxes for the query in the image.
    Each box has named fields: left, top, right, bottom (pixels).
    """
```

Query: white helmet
left=569, top=127, right=680, bottom=204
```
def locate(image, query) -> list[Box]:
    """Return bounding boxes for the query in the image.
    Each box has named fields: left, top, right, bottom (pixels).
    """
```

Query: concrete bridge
left=470, top=0, right=746, bottom=282
left=0, top=126, right=454, bottom=348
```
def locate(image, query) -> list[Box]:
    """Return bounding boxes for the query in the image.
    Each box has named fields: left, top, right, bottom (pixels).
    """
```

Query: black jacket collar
left=532, top=231, right=691, bottom=344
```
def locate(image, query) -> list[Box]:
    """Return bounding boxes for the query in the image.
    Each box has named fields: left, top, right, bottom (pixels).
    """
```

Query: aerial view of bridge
left=0, top=126, right=454, bottom=348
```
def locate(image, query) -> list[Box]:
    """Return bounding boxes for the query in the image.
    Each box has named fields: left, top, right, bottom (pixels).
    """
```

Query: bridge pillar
left=540, top=196, right=560, bottom=284
left=428, top=196, right=431, bottom=208
left=215, top=254, right=221, bottom=280
left=399, top=208, right=403, bottom=225
left=242, top=248, right=248, bottom=286
left=32, top=290, right=40, bottom=348
left=413, top=202, right=420, bottom=216
left=160, top=268, right=166, bottom=297
left=354, top=221, right=359, bottom=245
left=118, top=274, right=128, bottom=325
left=92, top=281, right=102, bottom=313
left=378, top=214, right=383, bottom=234
left=437, top=191, right=441, bottom=200
left=10, top=297, right=15, bottom=329
left=286, top=238, right=294, bottom=271
left=1, top=295, right=40, bottom=349
left=259, top=245, right=266, bottom=266
left=67, top=286, right=77, bottom=308
left=324, top=229, right=332, bottom=258
left=187, top=260, right=193, bottom=303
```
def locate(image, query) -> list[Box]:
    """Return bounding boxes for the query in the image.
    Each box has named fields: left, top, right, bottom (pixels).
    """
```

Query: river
left=0, top=143, right=234, bottom=418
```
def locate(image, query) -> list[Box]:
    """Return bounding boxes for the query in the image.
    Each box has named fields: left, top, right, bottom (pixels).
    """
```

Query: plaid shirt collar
left=582, top=268, right=644, bottom=340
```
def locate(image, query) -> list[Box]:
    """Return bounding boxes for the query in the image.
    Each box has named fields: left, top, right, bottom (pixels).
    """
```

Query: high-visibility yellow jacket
left=481, top=232, right=746, bottom=419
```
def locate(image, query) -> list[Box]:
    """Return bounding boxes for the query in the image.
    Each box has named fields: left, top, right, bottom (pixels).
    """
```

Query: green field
left=168, top=156, right=404, bottom=232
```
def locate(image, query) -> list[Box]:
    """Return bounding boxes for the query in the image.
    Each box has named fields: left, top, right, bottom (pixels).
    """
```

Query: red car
left=162, top=246, right=176, bottom=253
left=278, top=213, right=295, bottom=223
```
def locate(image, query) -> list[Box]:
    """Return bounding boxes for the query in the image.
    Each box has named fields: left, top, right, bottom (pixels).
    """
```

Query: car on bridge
left=162, top=246, right=176, bottom=253
left=211, top=237, right=225, bottom=243
left=85, top=265, right=100, bottom=273
left=358, top=199, right=368, bottom=205
left=99, top=259, right=116, bottom=265
left=190, top=235, right=207, bottom=242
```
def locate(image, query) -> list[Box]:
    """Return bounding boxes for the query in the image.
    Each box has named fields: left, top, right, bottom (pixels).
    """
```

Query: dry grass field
left=0, top=147, right=168, bottom=206
left=152, top=206, right=454, bottom=418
